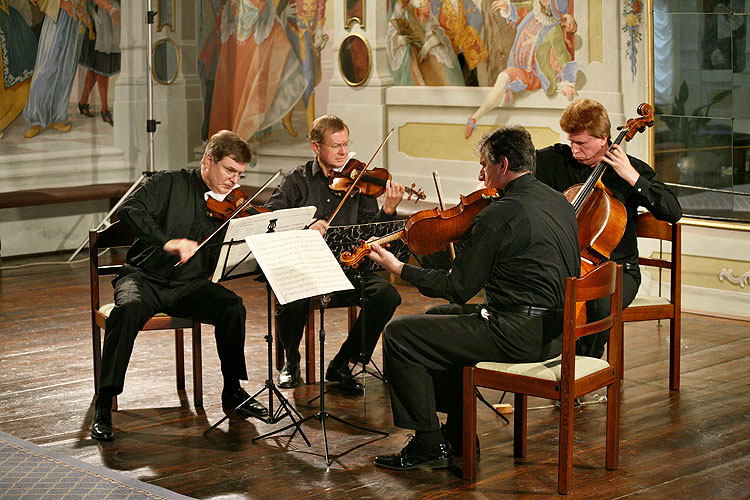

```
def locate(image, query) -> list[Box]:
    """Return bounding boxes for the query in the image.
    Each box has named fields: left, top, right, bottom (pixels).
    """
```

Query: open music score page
left=245, top=230, right=354, bottom=305
left=210, top=206, right=316, bottom=282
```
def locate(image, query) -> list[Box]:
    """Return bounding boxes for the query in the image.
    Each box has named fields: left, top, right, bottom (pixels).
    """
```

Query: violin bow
left=174, top=169, right=282, bottom=267
left=326, top=127, right=395, bottom=226
left=432, top=171, right=456, bottom=261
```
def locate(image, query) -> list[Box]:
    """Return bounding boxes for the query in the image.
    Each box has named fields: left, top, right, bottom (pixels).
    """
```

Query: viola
left=329, top=158, right=426, bottom=202
left=340, top=187, right=499, bottom=267
left=206, top=186, right=270, bottom=221
left=565, top=102, right=655, bottom=275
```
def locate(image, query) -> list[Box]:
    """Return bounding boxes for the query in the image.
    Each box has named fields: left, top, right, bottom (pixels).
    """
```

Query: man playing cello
left=536, top=99, right=681, bottom=359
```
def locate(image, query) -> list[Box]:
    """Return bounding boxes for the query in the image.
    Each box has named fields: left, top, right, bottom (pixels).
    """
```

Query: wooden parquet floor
left=1, top=252, right=749, bottom=499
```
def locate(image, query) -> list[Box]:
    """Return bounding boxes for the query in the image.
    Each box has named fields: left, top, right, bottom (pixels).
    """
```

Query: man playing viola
left=91, top=130, right=268, bottom=441
left=367, top=126, right=580, bottom=470
left=264, top=114, right=405, bottom=391
left=536, top=99, right=681, bottom=359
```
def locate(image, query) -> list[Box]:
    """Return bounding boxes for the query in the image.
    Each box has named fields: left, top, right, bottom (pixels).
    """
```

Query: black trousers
left=275, top=273, right=401, bottom=365
left=578, top=264, right=640, bottom=358
left=383, top=304, right=552, bottom=433
left=98, top=271, right=248, bottom=395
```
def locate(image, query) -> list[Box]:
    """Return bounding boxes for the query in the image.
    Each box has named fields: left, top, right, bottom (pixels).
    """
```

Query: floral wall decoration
left=622, top=0, right=643, bottom=81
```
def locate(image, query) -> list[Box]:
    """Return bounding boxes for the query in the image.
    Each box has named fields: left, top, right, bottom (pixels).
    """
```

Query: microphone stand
left=68, top=0, right=160, bottom=262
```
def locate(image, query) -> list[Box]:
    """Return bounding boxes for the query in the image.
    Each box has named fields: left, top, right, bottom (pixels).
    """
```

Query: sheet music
left=245, top=230, right=354, bottom=305
left=211, top=206, right=316, bottom=282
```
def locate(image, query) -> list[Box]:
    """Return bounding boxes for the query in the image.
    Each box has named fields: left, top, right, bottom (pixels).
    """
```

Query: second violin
left=329, top=158, right=426, bottom=202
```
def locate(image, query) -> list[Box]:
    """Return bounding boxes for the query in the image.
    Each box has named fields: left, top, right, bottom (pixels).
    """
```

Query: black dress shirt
left=117, top=169, right=224, bottom=284
left=536, top=144, right=682, bottom=267
left=400, top=174, right=580, bottom=314
left=264, top=159, right=396, bottom=226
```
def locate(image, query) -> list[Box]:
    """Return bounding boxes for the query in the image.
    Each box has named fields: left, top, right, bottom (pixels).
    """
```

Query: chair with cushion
left=623, top=212, right=681, bottom=390
left=462, top=261, right=623, bottom=494
left=89, top=221, right=203, bottom=409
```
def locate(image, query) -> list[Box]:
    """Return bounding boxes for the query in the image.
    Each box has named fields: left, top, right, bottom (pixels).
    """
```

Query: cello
left=566, top=102, right=655, bottom=276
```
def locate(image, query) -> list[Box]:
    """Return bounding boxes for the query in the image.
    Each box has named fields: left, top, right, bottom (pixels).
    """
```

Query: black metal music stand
left=204, top=225, right=310, bottom=441
left=254, top=295, right=388, bottom=465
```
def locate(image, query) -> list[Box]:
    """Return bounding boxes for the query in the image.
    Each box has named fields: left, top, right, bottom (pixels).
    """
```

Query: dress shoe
left=374, top=436, right=453, bottom=470
left=222, top=387, right=269, bottom=420
left=101, top=110, right=113, bottom=126
left=278, top=362, right=301, bottom=388
left=23, top=125, right=42, bottom=138
left=441, top=423, right=479, bottom=459
left=325, top=361, right=363, bottom=393
left=51, top=121, right=71, bottom=132
left=91, top=407, right=114, bottom=441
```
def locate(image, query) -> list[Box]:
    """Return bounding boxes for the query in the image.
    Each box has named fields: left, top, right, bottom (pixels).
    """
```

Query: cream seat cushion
left=476, top=354, right=610, bottom=382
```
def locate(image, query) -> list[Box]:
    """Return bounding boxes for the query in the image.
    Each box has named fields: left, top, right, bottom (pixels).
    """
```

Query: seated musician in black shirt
left=91, top=130, right=268, bottom=441
left=367, top=126, right=580, bottom=470
left=264, top=115, right=405, bottom=391
left=536, top=99, right=681, bottom=358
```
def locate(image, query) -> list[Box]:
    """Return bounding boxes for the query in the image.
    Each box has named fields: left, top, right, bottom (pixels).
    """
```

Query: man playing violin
left=264, top=114, right=406, bottom=391
left=90, top=130, right=269, bottom=441
left=367, top=126, right=580, bottom=470
left=536, top=99, right=681, bottom=359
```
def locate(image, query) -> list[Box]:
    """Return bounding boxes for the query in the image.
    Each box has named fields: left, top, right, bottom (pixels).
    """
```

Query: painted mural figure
left=277, top=0, right=328, bottom=136
left=208, top=0, right=307, bottom=142
left=480, top=0, right=517, bottom=85
left=431, top=0, right=487, bottom=86
left=387, top=0, right=465, bottom=86
left=0, top=0, right=38, bottom=138
left=78, top=0, right=121, bottom=127
left=465, top=0, right=578, bottom=139
left=22, top=0, right=92, bottom=139
left=198, top=0, right=226, bottom=141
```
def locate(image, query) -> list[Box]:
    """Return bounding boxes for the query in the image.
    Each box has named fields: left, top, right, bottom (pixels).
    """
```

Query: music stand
left=203, top=210, right=316, bottom=437
left=245, top=230, right=387, bottom=464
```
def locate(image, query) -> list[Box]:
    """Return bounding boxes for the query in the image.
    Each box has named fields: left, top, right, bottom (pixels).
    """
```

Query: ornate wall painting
left=345, top=0, right=364, bottom=29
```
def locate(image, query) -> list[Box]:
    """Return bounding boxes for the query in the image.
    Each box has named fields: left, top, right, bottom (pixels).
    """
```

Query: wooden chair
left=274, top=300, right=357, bottom=384
left=90, top=221, right=203, bottom=409
left=462, top=261, right=623, bottom=494
left=623, top=212, right=681, bottom=390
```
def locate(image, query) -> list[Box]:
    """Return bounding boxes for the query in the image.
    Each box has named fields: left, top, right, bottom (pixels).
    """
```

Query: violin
left=340, top=187, right=499, bottom=267
left=206, top=186, right=270, bottom=221
left=329, top=158, right=426, bottom=202
left=566, top=102, right=655, bottom=275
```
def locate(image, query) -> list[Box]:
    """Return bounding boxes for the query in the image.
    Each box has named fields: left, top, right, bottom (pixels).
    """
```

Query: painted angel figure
left=465, top=0, right=578, bottom=138
left=387, top=0, right=465, bottom=86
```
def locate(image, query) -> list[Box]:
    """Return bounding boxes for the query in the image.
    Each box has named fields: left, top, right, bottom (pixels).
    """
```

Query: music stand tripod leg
left=205, top=284, right=310, bottom=444
left=255, top=296, right=388, bottom=465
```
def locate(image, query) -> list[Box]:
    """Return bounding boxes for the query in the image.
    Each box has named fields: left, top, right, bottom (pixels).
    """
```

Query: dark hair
left=474, top=125, right=536, bottom=173
left=203, top=129, right=252, bottom=165
left=309, top=115, right=348, bottom=143
left=559, top=99, right=612, bottom=139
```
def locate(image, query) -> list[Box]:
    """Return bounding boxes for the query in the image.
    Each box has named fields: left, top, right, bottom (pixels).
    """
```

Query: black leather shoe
left=222, top=387, right=269, bottom=420
left=374, top=436, right=453, bottom=470
left=441, top=423, right=479, bottom=459
left=325, top=361, right=363, bottom=393
left=91, top=407, right=114, bottom=441
left=278, top=362, right=301, bottom=388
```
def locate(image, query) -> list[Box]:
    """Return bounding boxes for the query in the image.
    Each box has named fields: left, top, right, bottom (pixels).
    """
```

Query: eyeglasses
left=218, top=160, right=246, bottom=180
left=317, top=140, right=352, bottom=151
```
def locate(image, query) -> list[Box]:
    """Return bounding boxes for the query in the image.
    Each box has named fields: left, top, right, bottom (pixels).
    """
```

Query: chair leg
left=175, top=329, right=185, bottom=390
left=461, top=367, right=478, bottom=480
left=192, top=323, right=203, bottom=409
left=669, top=316, right=681, bottom=391
left=513, top=393, right=527, bottom=458
left=92, top=325, right=102, bottom=394
left=606, top=376, right=621, bottom=470
left=558, top=392, right=575, bottom=495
